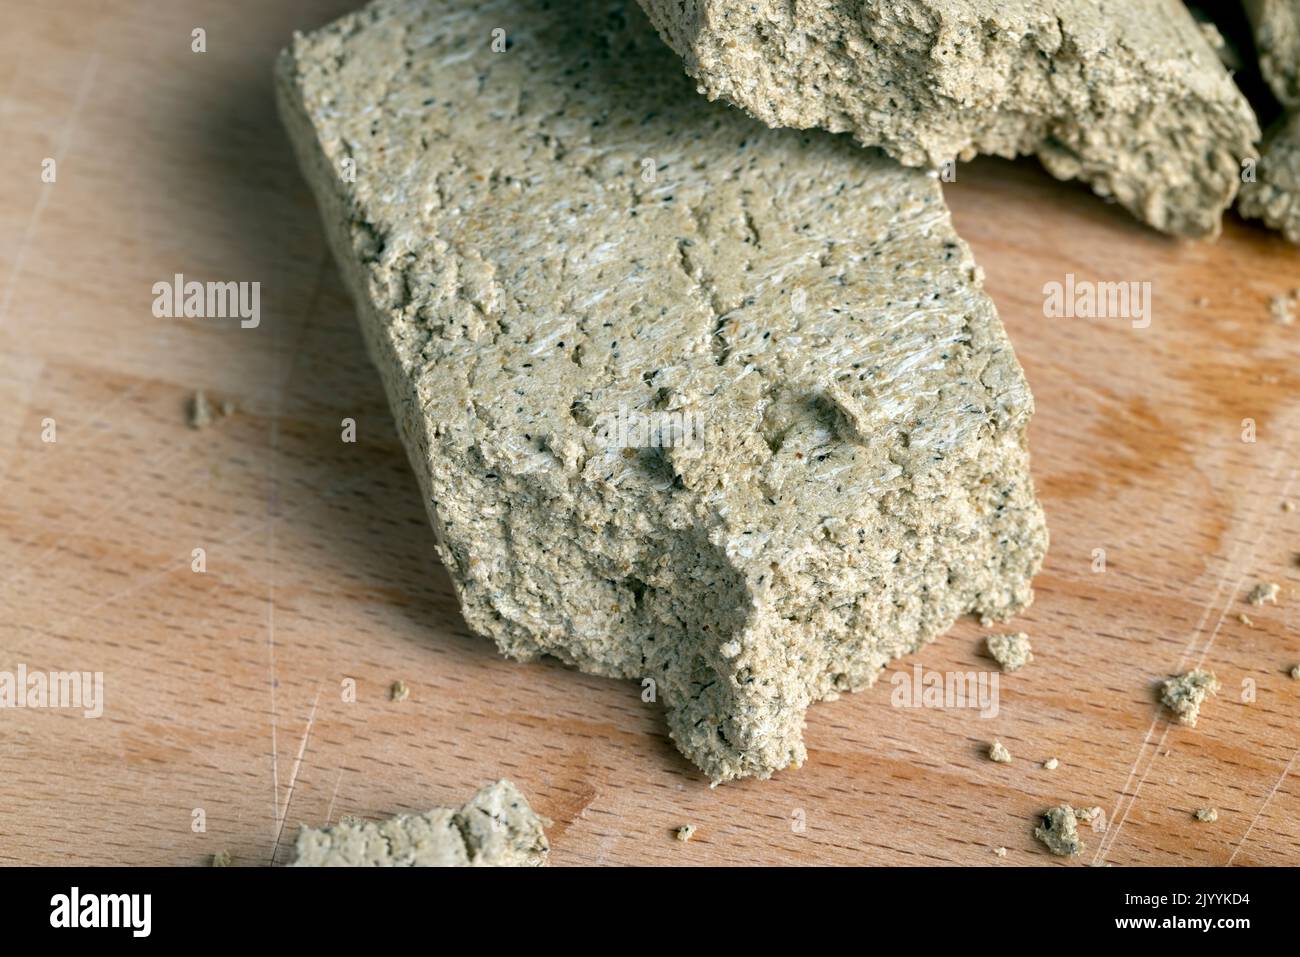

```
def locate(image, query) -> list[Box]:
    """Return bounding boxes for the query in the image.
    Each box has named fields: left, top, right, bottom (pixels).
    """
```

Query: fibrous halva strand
left=277, top=0, right=1047, bottom=783
left=636, top=0, right=1259, bottom=237
left=291, top=780, right=549, bottom=866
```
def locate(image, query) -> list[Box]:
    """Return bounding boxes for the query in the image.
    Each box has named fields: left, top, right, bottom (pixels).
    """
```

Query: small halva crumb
left=188, top=390, right=213, bottom=429
left=675, top=824, right=696, bottom=843
left=989, top=740, right=1013, bottom=763
left=985, top=632, right=1033, bottom=673
left=390, top=680, right=410, bottom=703
left=1043, top=757, right=1060, bottom=770
left=1271, top=293, right=1296, bottom=325
left=187, top=390, right=236, bottom=429
left=1035, top=805, right=1084, bottom=857
left=1238, top=613, right=1254, bottom=627
left=1194, top=807, right=1219, bottom=823
left=1289, top=665, right=1300, bottom=681
left=993, top=846, right=1007, bottom=858
left=1160, top=669, right=1220, bottom=728
left=1075, top=806, right=1105, bottom=828
left=1247, top=582, right=1280, bottom=606
left=211, top=850, right=232, bottom=867
left=1283, top=500, right=1296, bottom=512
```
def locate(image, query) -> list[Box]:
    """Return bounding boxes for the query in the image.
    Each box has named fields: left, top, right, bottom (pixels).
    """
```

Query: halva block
left=278, top=0, right=1047, bottom=783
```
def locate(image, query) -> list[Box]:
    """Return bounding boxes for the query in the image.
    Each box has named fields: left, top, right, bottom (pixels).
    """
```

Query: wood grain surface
left=2, top=0, right=1299, bottom=866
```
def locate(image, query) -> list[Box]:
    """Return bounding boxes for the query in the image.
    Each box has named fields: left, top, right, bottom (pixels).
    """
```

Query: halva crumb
left=985, top=632, right=1033, bottom=673
left=211, top=850, right=232, bottom=867
left=676, top=824, right=697, bottom=843
left=1194, top=807, right=1219, bottom=823
left=188, top=390, right=213, bottom=429
left=1160, top=669, right=1220, bottom=727
left=390, top=680, right=410, bottom=703
left=1035, top=805, right=1084, bottom=857
left=989, top=740, right=1013, bottom=764
left=1271, top=293, right=1297, bottom=325
left=993, top=846, right=1007, bottom=857
left=1075, top=806, right=1105, bottom=829
left=1043, top=757, right=1060, bottom=770
left=1247, top=582, right=1280, bottom=606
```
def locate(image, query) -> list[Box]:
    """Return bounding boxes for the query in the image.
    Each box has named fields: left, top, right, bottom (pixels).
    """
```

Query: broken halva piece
left=636, top=0, right=1259, bottom=237
left=1239, top=111, right=1300, bottom=245
left=1240, top=1, right=1300, bottom=243
left=291, top=780, right=549, bottom=867
left=1246, top=0, right=1300, bottom=108
left=278, top=0, right=1047, bottom=783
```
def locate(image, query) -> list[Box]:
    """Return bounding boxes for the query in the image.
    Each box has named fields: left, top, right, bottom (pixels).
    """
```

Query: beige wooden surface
left=1, top=0, right=1299, bottom=866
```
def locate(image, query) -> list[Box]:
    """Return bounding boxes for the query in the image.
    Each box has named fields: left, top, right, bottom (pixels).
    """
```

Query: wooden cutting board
left=2, top=0, right=1298, bottom=866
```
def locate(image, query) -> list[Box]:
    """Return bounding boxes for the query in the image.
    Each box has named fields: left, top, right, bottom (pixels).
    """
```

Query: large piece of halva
left=1241, top=2, right=1300, bottom=243
left=277, top=0, right=1047, bottom=783
left=291, top=780, right=549, bottom=866
left=1246, top=0, right=1300, bottom=107
left=637, top=0, right=1260, bottom=237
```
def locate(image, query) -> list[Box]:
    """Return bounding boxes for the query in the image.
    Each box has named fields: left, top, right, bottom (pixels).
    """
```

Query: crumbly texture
left=1160, top=669, right=1220, bottom=728
left=1290, top=664, right=1300, bottom=680
left=1035, top=804, right=1084, bottom=857
left=1043, top=757, right=1059, bottom=770
left=637, top=0, right=1259, bottom=237
left=1240, top=113, right=1300, bottom=245
left=989, top=740, right=1013, bottom=763
left=1247, top=581, right=1281, bottom=606
left=291, top=780, right=549, bottom=867
left=676, top=824, right=697, bottom=842
left=277, top=0, right=1047, bottom=783
left=1246, top=0, right=1300, bottom=107
left=1194, top=807, right=1218, bottom=823
left=211, top=850, right=232, bottom=867
left=390, top=679, right=410, bottom=702
left=986, top=631, right=1033, bottom=672
left=993, top=846, right=1007, bottom=857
